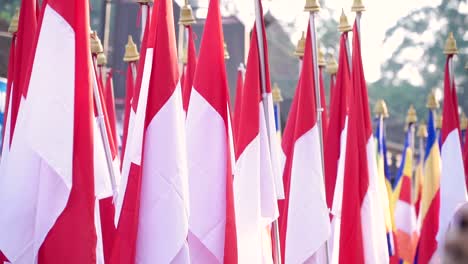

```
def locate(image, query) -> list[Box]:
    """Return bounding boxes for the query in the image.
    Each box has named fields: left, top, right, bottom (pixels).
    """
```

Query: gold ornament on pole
left=326, top=54, right=338, bottom=75
left=224, top=42, right=230, bottom=60
left=8, top=8, right=19, bottom=34
left=318, top=44, right=326, bottom=67
left=426, top=90, right=439, bottom=110
left=417, top=123, right=428, bottom=138
left=351, top=0, right=366, bottom=12
left=435, top=114, right=442, bottom=130
left=443, top=32, right=458, bottom=55
left=406, top=105, right=418, bottom=125
left=338, top=9, right=352, bottom=32
left=97, top=52, right=107, bottom=66
left=123, top=35, right=140, bottom=62
left=374, top=99, right=389, bottom=118
left=304, top=0, right=320, bottom=12
left=136, top=0, right=153, bottom=3
left=460, top=112, right=467, bottom=131
left=90, top=31, right=104, bottom=55
left=179, top=0, right=196, bottom=26
left=294, top=32, right=306, bottom=58
left=272, top=83, right=283, bottom=103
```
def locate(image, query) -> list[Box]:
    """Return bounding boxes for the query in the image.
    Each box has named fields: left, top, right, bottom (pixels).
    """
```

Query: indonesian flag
left=112, top=0, right=190, bottom=262
left=339, top=22, right=389, bottom=263
left=182, top=25, right=197, bottom=114
left=438, top=56, right=468, bottom=248
left=325, top=31, right=350, bottom=264
left=0, top=0, right=97, bottom=262
left=416, top=109, right=441, bottom=264
left=104, top=70, right=119, bottom=151
left=394, top=126, right=419, bottom=262
left=233, top=6, right=280, bottom=261
left=278, top=27, right=330, bottom=263
left=121, top=60, right=136, bottom=166
left=464, top=132, right=468, bottom=190
left=185, top=0, right=238, bottom=262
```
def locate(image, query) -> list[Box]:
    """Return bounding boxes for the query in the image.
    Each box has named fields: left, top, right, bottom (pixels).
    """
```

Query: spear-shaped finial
left=90, top=31, right=104, bottom=55
left=460, top=112, right=467, bottom=131
left=352, top=0, right=365, bottom=12
left=224, top=42, right=230, bottom=60
left=435, top=114, right=442, bottom=129
left=444, top=32, right=458, bottom=55
left=426, top=90, right=439, bottom=110
left=406, top=105, right=418, bottom=125
left=97, top=52, right=107, bottom=66
left=338, top=9, right=352, bottom=32
left=374, top=99, right=389, bottom=118
left=326, top=54, right=338, bottom=75
left=8, top=8, right=19, bottom=34
left=318, top=43, right=326, bottom=67
left=304, top=0, right=320, bottom=12
left=417, top=123, right=428, bottom=138
left=123, top=35, right=140, bottom=62
left=272, top=83, right=284, bottom=103
left=294, top=31, right=306, bottom=58
left=179, top=0, right=196, bottom=26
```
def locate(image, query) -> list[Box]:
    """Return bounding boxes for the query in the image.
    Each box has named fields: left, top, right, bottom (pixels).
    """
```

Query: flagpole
left=326, top=54, right=338, bottom=90
left=179, top=0, right=196, bottom=79
left=91, top=32, right=118, bottom=200
left=416, top=123, right=427, bottom=201
left=406, top=105, right=417, bottom=186
left=272, top=83, right=283, bottom=137
left=123, top=35, right=140, bottom=84
left=426, top=90, right=439, bottom=137
left=305, top=1, right=329, bottom=262
left=254, top=1, right=282, bottom=263
left=444, top=32, right=457, bottom=93
left=137, top=0, right=152, bottom=42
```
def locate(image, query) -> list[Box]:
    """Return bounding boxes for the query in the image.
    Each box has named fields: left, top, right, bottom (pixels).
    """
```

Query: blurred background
left=0, top=0, right=467, bottom=173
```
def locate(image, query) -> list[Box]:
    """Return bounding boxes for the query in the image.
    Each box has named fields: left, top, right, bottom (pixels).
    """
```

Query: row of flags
left=0, top=0, right=467, bottom=263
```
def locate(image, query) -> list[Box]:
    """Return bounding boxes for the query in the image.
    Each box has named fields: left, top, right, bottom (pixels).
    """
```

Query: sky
left=266, top=0, right=443, bottom=83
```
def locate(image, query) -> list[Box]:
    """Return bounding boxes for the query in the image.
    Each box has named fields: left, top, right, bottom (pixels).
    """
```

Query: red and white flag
left=104, top=70, right=119, bottom=151
left=233, top=65, right=244, bottom=142
left=0, top=0, right=97, bottom=262
left=112, top=0, right=190, bottom=263
left=325, top=31, right=351, bottom=263
left=278, top=27, right=330, bottom=263
left=121, top=59, right=136, bottom=166
left=182, top=25, right=197, bottom=114
left=233, top=1, right=280, bottom=260
left=185, top=0, right=238, bottom=262
left=438, top=55, right=468, bottom=247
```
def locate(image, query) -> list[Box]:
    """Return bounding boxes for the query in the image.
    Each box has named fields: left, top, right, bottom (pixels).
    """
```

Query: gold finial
left=460, top=112, right=467, bottom=130
left=97, top=52, right=107, bottom=66
left=443, top=32, right=458, bottom=55
left=179, top=0, right=196, bottom=25
left=272, top=83, right=283, bottom=103
left=90, top=31, right=103, bottom=55
left=136, top=0, right=154, bottom=4
left=318, top=44, right=326, bottom=67
left=224, top=42, right=230, bottom=60
left=123, top=35, right=140, bottom=62
left=326, top=54, right=338, bottom=75
left=406, top=105, right=418, bottom=125
left=426, top=90, right=439, bottom=110
left=435, top=114, right=442, bottom=129
left=417, top=123, right=428, bottom=138
left=8, top=8, right=19, bottom=34
left=374, top=99, right=389, bottom=118
left=294, top=31, right=306, bottom=58
left=338, top=9, right=352, bottom=32
left=351, top=0, right=365, bottom=12
left=304, top=0, right=320, bottom=12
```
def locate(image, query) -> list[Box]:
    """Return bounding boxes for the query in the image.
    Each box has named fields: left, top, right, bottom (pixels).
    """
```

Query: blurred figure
left=443, top=203, right=468, bottom=264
